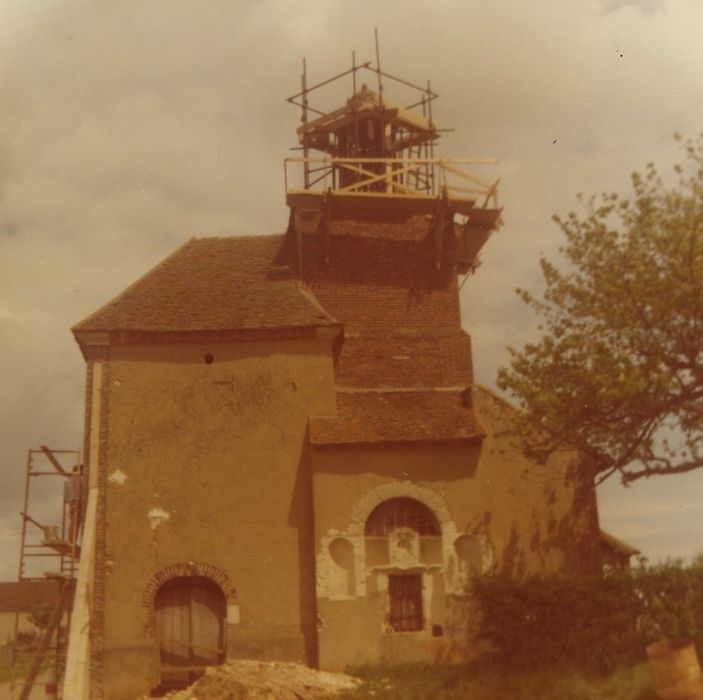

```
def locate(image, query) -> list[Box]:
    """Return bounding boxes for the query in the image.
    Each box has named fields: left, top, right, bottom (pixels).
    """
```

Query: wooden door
left=155, top=576, right=225, bottom=686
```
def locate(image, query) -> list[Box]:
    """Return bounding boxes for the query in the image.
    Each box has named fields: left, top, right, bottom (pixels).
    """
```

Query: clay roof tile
left=309, top=390, right=484, bottom=446
left=73, top=235, right=337, bottom=333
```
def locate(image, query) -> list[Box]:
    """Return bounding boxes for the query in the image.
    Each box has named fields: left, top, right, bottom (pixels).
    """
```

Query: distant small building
left=600, top=530, right=640, bottom=571
left=0, top=580, right=60, bottom=646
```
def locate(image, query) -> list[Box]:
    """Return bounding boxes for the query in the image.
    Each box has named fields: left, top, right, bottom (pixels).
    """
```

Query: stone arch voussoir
left=141, top=561, right=237, bottom=637
left=351, top=481, right=456, bottom=536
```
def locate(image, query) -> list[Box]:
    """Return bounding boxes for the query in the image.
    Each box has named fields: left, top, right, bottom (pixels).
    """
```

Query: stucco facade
left=76, top=329, right=341, bottom=698
left=311, top=386, right=598, bottom=668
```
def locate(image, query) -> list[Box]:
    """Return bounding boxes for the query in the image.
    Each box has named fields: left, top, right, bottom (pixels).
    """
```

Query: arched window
left=154, top=576, right=226, bottom=689
left=364, top=498, right=440, bottom=634
left=365, top=497, right=441, bottom=536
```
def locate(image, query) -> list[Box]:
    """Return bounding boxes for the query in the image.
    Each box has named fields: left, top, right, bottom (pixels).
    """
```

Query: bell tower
left=284, top=40, right=502, bottom=273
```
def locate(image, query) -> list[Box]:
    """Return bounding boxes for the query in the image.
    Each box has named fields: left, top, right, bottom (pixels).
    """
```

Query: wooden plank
left=285, top=156, right=497, bottom=165
left=39, top=445, right=68, bottom=475
left=335, top=162, right=423, bottom=195
left=288, top=190, right=476, bottom=216
left=20, top=512, right=46, bottom=531
left=467, top=208, right=502, bottom=228
left=440, top=162, right=493, bottom=189
left=446, top=185, right=491, bottom=196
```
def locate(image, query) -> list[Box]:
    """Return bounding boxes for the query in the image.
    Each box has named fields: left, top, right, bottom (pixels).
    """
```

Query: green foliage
left=339, top=661, right=654, bottom=700
left=498, top=134, right=703, bottom=483
left=632, top=556, right=703, bottom=642
left=472, top=559, right=703, bottom=676
left=0, top=644, right=38, bottom=684
left=0, top=645, right=12, bottom=684
left=473, top=573, right=646, bottom=674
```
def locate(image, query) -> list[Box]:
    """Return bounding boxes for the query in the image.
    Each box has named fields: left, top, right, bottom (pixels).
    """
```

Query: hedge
left=471, top=557, right=703, bottom=674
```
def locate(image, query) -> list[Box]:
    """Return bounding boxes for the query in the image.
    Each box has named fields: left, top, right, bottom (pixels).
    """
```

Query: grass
left=339, top=659, right=656, bottom=700
left=0, top=644, right=52, bottom=685
left=0, top=645, right=23, bottom=684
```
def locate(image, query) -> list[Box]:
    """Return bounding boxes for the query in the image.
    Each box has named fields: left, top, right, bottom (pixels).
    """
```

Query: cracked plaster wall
left=94, top=336, right=336, bottom=699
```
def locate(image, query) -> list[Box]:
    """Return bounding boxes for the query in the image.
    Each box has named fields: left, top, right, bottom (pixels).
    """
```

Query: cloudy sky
left=1, top=0, right=702, bottom=580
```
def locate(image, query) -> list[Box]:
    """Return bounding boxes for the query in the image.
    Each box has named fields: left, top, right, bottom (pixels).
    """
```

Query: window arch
left=365, top=497, right=441, bottom=536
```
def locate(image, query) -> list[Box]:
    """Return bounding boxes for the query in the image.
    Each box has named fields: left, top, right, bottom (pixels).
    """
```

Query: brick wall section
left=141, top=563, right=237, bottom=638
left=80, top=344, right=112, bottom=698
left=289, top=205, right=472, bottom=390
left=290, top=204, right=481, bottom=444
left=294, top=208, right=432, bottom=241
left=294, top=220, right=461, bottom=335
left=82, top=361, right=94, bottom=480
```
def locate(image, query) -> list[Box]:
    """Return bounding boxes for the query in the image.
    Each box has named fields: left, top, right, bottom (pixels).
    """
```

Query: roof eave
left=72, top=322, right=343, bottom=359
left=309, top=433, right=485, bottom=448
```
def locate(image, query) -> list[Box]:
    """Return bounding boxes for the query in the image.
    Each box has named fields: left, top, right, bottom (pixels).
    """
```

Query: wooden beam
left=286, top=156, right=497, bottom=165
left=39, top=445, right=68, bottom=475
left=20, top=512, right=46, bottom=531
left=287, top=190, right=477, bottom=216
left=335, top=161, right=423, bottom=195
left=440, top=161, right=493, bottom=189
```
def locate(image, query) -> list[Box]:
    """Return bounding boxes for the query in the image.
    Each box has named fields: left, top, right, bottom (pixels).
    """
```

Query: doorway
left=154, top=576, right=226, bottom=689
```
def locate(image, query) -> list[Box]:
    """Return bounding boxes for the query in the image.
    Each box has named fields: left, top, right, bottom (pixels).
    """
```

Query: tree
left=497, top=135, right=703, bottom=484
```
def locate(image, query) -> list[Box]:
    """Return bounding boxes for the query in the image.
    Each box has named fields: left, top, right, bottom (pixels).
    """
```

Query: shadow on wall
left=287, top=432, right=319, bottom=667
left=311, top=441, right=481, bottom=483
left=292, top=230, right=456, bottom=293
left=497, top=458, right=599, bottom=579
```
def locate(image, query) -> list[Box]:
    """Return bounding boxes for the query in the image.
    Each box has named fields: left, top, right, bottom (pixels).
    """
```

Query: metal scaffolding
left=11, top=446, right=82, bottom=700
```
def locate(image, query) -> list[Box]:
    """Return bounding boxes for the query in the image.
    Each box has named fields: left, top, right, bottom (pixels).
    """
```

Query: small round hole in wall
left=204, top=353, right=214, bottom=365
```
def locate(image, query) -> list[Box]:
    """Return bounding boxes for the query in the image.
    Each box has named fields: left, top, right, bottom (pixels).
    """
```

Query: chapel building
left=69, top=58, right=600, bottom=699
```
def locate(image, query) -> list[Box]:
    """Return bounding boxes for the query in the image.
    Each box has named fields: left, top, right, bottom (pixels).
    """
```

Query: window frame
left=387, top=573, right=424, bottom=633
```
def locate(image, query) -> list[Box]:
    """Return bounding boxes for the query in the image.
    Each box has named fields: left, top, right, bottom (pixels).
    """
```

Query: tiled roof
left=309, top=390, right=484, bottom=445
left=335, top=333, right=473, bottom=388
left=0, top=580, right=61, bottom=613
left=74, top=235, right=338, bottom=333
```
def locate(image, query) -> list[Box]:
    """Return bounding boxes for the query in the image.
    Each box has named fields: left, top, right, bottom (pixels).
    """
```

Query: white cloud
left=601, top=0, right=665, bottom=15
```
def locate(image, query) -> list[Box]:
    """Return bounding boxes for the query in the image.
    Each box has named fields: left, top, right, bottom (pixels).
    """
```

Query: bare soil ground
left=145, top=660, right=360, bottom=700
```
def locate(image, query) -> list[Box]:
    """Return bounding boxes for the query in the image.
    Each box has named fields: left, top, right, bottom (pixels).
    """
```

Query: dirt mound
left=151, top=660, right=360, bottom=700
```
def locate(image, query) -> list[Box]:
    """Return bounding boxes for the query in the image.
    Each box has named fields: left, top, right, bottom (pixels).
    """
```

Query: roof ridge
left=72, top=234, right=338, bottom=336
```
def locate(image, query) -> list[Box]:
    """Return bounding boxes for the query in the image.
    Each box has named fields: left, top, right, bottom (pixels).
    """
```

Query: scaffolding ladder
left=11, top=447, right=83, bottom=700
